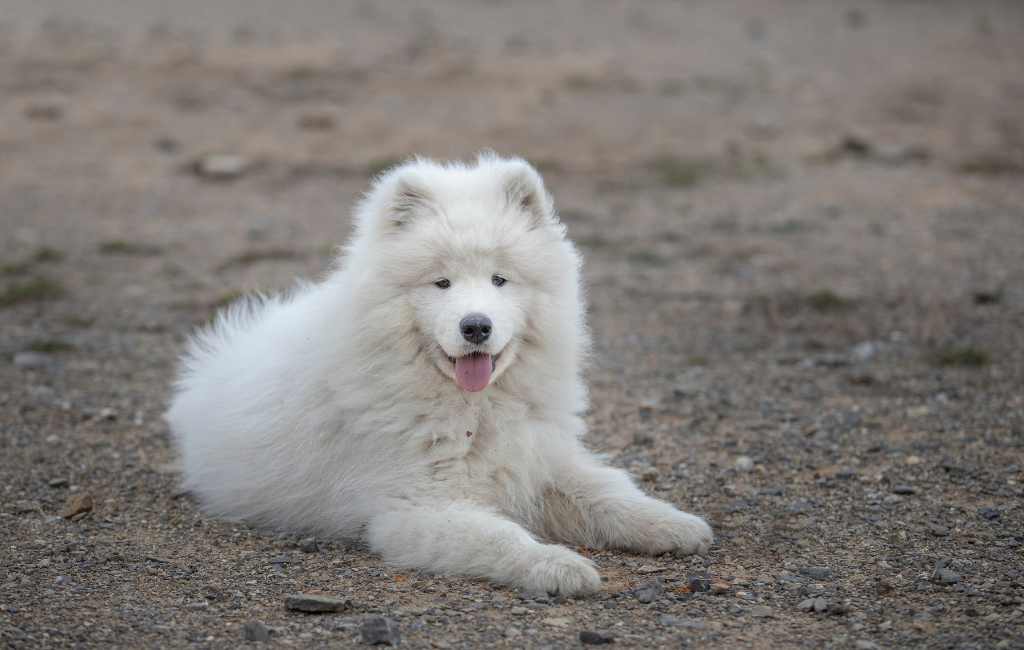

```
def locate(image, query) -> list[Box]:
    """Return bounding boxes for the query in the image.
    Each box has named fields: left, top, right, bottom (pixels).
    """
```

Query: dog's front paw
left=661, top=511, right=714, bottom=557
left=520, top=545, right=601, bottom=597
left=616, top=503, right=714, bottom=557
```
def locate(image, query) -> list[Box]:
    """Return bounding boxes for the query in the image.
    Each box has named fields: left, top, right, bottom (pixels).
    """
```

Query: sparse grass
left=627, top=248, right=667, bottom=265
left=0, top=277, right=64, bottom=306
left=807, top=290, right=845, bottom=312
left=929, top=346, right=989, bottom=367
left=758, top=219, right=811, bottom=235
left=218, top=249, right=299, bottom=270
left=362, top=157, right=405, bottom=178
left=99, top=239, right=132, bottom=253
left=661, top=231, right=682, bottom=243
left=34, top=247, right=64, bottom=262
left=30, top=339, right=73, bottom=353
left=647, top=156, right=711, bottom=188
left=1, top=263, right=29, bottom=276
left=99, top=240, right=163, bottom=255
left=958, top=152, right=1024, bottom=176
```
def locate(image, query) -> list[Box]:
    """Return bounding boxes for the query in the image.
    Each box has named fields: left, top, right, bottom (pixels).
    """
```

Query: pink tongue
left=455, top=354, right=492, bottom=392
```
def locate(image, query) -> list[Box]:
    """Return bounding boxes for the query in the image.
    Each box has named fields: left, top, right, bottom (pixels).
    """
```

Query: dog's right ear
left=383, top=170, right=434, bottom=228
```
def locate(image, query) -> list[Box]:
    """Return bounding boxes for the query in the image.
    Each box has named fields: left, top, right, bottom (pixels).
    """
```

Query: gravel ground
left=1, top=1, right=1023, bottom=649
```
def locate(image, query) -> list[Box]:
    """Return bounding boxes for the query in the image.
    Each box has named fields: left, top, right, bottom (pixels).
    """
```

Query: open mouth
left=445, top=351, right=501, bottom=392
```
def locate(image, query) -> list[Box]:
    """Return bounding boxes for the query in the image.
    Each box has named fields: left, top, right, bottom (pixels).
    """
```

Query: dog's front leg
left=365, top=501, right=601, bottom=596
left=542, top=462, right=713, bottom=557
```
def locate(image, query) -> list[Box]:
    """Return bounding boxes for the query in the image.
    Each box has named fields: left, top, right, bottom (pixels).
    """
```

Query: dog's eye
left=435, top=279, right=451, bottom=289
left=492, top=276, right=506, bottom=287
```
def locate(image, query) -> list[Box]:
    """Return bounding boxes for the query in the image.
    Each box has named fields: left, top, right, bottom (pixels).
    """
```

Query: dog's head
left=347, top=155, right=583, bottom=394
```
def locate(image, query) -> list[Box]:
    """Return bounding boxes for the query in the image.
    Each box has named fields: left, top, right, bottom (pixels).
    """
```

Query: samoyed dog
left=167, top=154, right=712, bottom=595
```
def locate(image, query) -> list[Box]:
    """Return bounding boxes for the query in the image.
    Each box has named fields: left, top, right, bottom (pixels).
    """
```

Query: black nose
left=460, top=316, right=492, bottom=345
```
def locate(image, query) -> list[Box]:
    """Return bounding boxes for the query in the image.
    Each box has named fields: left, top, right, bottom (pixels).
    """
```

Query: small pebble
left=580, top=630, right=615, bottom=645
left=360, top=617, right=400, bottom=646
left=244, top=619, right=270, bottom=642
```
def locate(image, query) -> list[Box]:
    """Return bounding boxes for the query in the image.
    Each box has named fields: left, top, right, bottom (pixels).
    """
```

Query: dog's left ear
left=502, top=162, right=555, bottom=227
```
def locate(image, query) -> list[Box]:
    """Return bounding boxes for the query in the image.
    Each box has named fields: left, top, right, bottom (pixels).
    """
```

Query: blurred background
left=1, top=0, right=1022, bottom=419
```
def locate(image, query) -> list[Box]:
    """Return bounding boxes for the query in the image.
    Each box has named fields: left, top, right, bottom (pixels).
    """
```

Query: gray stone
left=799, top=567, right=831, bottom=580
left=635, top=588, right=657, bottom=604
left=360, top=617, right=400, bottom=646
left=579, top=630, right=615, bottom=645
left=797, top=598, right=815, bottom=612
left=284, top=593, right=351, bottom=612
left=812, top=597, right=827, bottom=612
left=244, top=619, right=270, bottom=642
left=270, top=555, right=302, bottom=564
left=930, top=525, right=949, bottom=537
left=1003, top=465, right=1020, bottom=474
left=931, top=568, right=962, bottom=584
left=709, top=582, right=731, bottom=595
left=659, top=614, right=681, bottom=626
left=185, top=602, right=208, bottom=611
left=48, top=477, right=69, bottom=488
left=635, top=576, right=662, bottom=603
left=13, top=352, right=49, bottom=368
left=298, top=538, right=319, bottom=554
left=827, top=600, right=851, bottom=615
left=892, top=485, right=917, bottom=495
left=751, top=605, right=773, bottom=618
left=503, top=626, right=522, bottom=638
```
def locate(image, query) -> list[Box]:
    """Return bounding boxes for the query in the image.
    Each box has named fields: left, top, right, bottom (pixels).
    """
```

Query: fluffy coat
left=167, top=154, right=712, bottom=595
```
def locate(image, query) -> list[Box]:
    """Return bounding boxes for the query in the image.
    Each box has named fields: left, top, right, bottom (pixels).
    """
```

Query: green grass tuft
left=30, top=339, right=73, bottom=352
left=807, top=290, right=845, bottom=312
left=34, top=247, right=64, bottom=262
left=0, top=277, right=64, bottom=306
left=929, top=346, right=988, bottom=367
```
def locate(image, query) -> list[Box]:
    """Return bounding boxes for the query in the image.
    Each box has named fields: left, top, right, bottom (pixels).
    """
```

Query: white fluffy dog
left=167, top=154, right=712, bottom=595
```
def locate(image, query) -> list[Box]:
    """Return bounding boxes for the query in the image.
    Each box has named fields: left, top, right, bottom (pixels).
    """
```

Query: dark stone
left=580, top=630, right=615, bottom=645
left=298, top=538, right=319, bottom=554
left=799, top=567, right=831, bottom=580
left=892, top=486, right=917, bottom=495
left=689, top=578, right=712, bottom=592
left=244, top=619, right=270, bottom=642
left=360, top=617, right=401, bottom=646
left=283, top=594, right=352, bottom=612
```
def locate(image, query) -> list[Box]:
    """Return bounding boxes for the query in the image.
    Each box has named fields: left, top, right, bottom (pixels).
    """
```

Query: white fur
left=166, top=154, right=712, bottom=595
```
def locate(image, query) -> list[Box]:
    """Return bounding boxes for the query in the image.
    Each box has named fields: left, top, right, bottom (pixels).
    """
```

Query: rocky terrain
left=0, top=1, right=1022, bottom=648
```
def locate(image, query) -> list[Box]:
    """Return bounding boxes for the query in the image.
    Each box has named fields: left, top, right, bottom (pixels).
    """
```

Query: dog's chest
left=421, top=412, right=550, bottom=502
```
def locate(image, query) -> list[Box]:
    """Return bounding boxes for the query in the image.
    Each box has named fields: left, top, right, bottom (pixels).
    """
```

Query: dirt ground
left=1, top=1, right=1023, bottom=648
